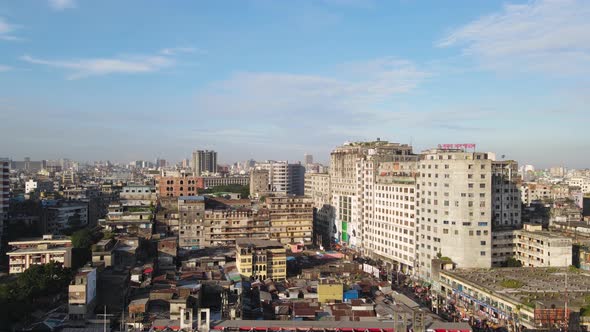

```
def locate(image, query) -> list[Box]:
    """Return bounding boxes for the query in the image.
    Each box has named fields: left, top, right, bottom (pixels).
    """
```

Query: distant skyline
left=1, top=0, right=589, bottom=168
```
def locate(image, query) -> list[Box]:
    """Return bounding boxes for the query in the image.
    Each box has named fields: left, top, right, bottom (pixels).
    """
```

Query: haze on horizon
left=0, top=0, right=589, bottom=169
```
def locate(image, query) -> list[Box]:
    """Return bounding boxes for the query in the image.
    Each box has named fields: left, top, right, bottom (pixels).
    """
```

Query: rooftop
left=178, top=195, right=205, bottom=202
left=236, top=238, right=284, bottom=249
left=442, top=267, right=590, bottom=310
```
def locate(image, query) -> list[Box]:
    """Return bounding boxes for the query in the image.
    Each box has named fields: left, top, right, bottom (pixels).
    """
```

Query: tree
left=504, top=257, right=523, bottom=267
left=71, top=228, right=94, bottom=249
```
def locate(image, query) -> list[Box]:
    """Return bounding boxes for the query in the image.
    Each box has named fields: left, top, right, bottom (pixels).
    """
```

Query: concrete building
left=100, top=203, right=153, bottom=239
left=44, top=201, right=89, bottom=234
left=192, top=150, right=217, bottom=176
left=491, top=161, right=522, bottom=228
left=0, top=158, right=8, bottom=247
left=25, top=179, right=54, bottom=195
left=250, top=169, right=270, bottom=199
left=68, top=267, right=97, bottom=320
left=10, top=158, right=45, bottom=172
left=514, top=224, right=572, bottom=267
left=236, top=238, right=287, bottom=280
left=120, top=185, right=157, bottom=206
left=566, top=177, right=590, bottom=193
left=317, top=280, right=343, bottom=303
left=158, top=175, right=203, bottom=197
left=304, top=154, right=313, bottom=165
left=416, top=148, right=493, bottom=279
left=178, top=196, right=206, bottom=249
left=7, top=235, right=72, bottom=274
left=254, top=161, right=305, bottom=196
left=438, top=268, right=590, bottom=330
left=520, top=182, right=552, bottom=205
left=304, top=173, right=333, bottom=248
left=363, top=159, right=419, bottom=274
left=203, top=208, right=270, bottom=247
left=202, top=175, right=249, bottom=189
left=266, top=196, right=313, bottom=247
left=330, top=140, right=413, bottom=249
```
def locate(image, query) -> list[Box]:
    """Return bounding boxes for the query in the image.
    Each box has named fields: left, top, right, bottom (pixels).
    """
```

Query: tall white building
left=416, top=149, right=493, bottom=280
left=254, top=161, right=305, bottom=196
left=329, top=140, right=413, bottom=249
left=363, top=159, right=419, bottom=273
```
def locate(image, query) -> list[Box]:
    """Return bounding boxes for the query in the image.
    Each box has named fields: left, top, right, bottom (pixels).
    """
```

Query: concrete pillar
left=197, top=308, right=210, bottom=332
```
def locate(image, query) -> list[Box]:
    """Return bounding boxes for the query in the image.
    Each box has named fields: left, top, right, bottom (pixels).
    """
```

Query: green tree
left=504, top=257, right=523, bottom=267
left=71, top=228, right=94, bottom=249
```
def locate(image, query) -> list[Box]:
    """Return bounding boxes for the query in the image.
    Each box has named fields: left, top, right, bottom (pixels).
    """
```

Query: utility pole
left=97, top=306, right=114, bottom=332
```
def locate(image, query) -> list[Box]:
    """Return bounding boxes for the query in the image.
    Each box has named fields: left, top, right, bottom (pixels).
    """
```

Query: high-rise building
left=416, top=148, right=493, bottom=280
left=305, top=173, right=334, bottom=248
left=304, top=153, right=313, bottom=165
left=329, top=140, right=413, bottom=249
left=192, top=150, right=217, bottom=176
left=363, top=159, right=419, bottom=274
left=254, top=161, right=305, bottom=196
left=0, top=158, right=8, bottom=247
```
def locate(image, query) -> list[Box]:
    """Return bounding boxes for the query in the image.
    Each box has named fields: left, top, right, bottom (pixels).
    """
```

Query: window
left=480, top=241, right=486, bottom=245
left=480, top=251, right=486, bottom=256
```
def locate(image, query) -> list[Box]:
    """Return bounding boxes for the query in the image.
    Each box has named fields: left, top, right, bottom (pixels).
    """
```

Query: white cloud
left=48, top=0, right=76, bottom=11
left=0, top=17, right=21, bottom=41
left=196, top=57, right=429, bottom=121
left=438, top=0, right=590, bottom=74
left=0, top=65, right=12, bottom=72
left=159, top=47, right=202, bottom=56
left=20, top=53, right=174, bottom=79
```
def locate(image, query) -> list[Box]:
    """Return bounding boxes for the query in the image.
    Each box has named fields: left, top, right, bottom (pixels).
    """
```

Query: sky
left=0, top=0, right=589, bottom=168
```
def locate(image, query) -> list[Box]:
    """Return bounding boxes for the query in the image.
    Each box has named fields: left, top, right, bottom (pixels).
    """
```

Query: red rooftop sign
left=437, top=143, right=476, bottom=150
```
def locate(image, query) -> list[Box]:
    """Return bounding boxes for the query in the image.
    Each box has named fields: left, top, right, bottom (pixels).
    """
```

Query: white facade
left=329, top=141, right=414, bottom=249
left=363, top=160, right=418, bottom=273
left=566, top=176, right=590, bottom=193
left=416, top=149, right=493, bottom=279
left=254, top=161, right=305, bottom=196
left=25, top=179, right=37, bottom=194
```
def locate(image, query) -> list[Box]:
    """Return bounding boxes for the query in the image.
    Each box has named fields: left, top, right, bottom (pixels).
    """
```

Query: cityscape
left=1, top=1, right=590, bottom=332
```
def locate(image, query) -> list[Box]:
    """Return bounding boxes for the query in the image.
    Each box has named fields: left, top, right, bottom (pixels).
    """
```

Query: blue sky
left=0, top=0, right=589, bottom=168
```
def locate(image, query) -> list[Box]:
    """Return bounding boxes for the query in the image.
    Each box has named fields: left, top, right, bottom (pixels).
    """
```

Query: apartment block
left=7, top=235, right=72, bottom=274
left=416, top=148, right=493, bottom=279
left=513, top=224, right=572, bottom=267
left=236, top=239, right=287, bottom=280
left=250, top=169, right=270, bottom=199
left=363, top=159, right=419, bottom=274
left=100, top=202, right=153, bottom=239
left=330, top=140, right=413, bottom=248
left=491, top=161, right=522, bottom=228
left=43, top=201, right=89, bottom=234
left=265, top=196, right=313, bottom=247
left=192, top=150, right=217, bottom=176
left=120, top=185, right=157, bottom=206
left=178, top=196, right=206, bottom=249
left=68, top=267, right=97, bottom=320
left=254, top=161, right=305, bottom=196
left=203, top=209, right=270, bottom=247
left=305, top=173, right=334, bottom=248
